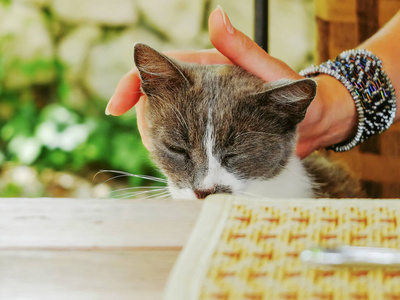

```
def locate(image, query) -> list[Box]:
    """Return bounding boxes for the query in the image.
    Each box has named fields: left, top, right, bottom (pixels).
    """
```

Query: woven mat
left=163, top=195, right=400, bottom=300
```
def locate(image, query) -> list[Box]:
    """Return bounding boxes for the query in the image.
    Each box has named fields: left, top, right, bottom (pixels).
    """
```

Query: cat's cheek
left=167, top=182, right=197, bottom=200
left=228, top=180, right=248, bottom=195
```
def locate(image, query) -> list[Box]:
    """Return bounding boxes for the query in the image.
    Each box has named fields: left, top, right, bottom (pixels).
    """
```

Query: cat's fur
left=134, top=43, right=365, bottom=200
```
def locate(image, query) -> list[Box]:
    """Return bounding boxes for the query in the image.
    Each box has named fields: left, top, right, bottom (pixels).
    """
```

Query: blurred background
left=0, top=0, right=314, bottom=198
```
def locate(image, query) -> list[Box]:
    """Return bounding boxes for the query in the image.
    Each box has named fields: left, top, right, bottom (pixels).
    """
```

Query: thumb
left=208, top=6, right=301, bottom=82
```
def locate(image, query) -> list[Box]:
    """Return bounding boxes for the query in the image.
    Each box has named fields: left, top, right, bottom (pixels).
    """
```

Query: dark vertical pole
left=255, top=0, right=269, bottom=52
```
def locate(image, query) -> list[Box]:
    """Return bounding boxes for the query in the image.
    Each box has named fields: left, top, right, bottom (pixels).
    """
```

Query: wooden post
left=255, top=0, right=269, bottom=51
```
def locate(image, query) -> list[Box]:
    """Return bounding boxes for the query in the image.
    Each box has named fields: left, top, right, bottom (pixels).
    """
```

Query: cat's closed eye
left=221, top=153, right=237, bottom=165
left=164, top=143, right=190, bottom=159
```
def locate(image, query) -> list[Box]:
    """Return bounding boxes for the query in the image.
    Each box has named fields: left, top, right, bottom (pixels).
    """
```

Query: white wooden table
left=0, top=198, right=203, bottom=300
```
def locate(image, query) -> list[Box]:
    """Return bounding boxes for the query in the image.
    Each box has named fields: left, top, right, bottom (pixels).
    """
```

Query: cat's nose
left=194, top=189, right=214, bottom=200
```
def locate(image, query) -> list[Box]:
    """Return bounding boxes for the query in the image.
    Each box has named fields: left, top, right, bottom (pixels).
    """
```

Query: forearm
left=359, top=10, right=400, bottom=122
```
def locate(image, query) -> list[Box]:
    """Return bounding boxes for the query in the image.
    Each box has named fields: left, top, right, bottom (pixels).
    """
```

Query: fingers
left=208, top=6, right=301, bottom=82
left=106, top=68, right=142, bottom=116
left=296, top=140, right=317, bottom=159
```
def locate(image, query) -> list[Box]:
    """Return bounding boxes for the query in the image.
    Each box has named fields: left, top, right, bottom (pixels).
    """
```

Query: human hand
left=106, top=6, right=357, bottom=158
left=296, top=75, right=357, bottom=158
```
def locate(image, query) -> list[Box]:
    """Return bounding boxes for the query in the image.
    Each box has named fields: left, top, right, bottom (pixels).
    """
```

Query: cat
left=133, top=43, right=365, bottom=200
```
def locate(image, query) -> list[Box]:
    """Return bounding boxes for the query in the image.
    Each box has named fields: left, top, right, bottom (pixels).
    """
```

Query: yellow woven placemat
left=163, top=196, right=400, bottom=300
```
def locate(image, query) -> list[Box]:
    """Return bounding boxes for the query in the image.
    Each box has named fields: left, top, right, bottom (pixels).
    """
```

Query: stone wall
left=0, top=0, right=314, bottom=103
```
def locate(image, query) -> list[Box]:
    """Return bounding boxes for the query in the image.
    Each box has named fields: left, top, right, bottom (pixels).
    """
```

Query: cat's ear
left=133, top=43, right=191, bottom=96
left=259, top=78, right=317, bottom=124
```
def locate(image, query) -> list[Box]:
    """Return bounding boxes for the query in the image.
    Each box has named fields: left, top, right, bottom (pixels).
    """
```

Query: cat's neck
left=244, top=155, right=314, bottom=198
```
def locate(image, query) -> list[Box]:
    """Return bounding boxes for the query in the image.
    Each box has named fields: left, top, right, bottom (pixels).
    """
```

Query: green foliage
left=0, top=42, right=161, bottom=197
left=0, top=183, right=22, bottom=197
left=0, top=0, right=11, bottom=6
left=18, top=59, right=55, bottom=77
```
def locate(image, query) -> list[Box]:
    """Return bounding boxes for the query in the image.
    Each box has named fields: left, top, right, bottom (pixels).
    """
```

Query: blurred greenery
left=0, top=0, right=11, bottom=6
left=0, top=35, right=162, bottom=197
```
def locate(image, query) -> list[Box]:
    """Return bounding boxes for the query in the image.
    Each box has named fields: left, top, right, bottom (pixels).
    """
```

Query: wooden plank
left=391, top=122, right=400, bottom=133
left=331, top=151, right=400, bottom=183
left=0, top=249, right=179, bottom=300
left=315, top=0, right=357, bottom=23
left=379, top=0, right=400, bottom=26
left=0, top=198, right=202, bottom=248
left=381, top=130, right=400, bottom=156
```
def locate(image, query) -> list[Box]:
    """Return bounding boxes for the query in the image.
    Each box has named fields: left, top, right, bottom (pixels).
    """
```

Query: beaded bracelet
left=300, top=49, right=397, bottom=152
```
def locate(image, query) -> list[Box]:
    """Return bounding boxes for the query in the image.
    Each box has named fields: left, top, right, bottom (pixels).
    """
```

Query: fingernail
left=216, top=5, right=234, bottom=34
left=105, top=99, right=112, bottom=115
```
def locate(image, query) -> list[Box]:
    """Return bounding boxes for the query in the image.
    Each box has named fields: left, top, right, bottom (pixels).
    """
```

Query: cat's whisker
left=95, top=169, right=169, bottom=200
left=118, top=189, right=170, bottom=201
left=110, top=186, right=167, bottom=193
left=100, top=174, right=134, bottom=185
left=119, top=188, right=168, bottom=199
left=146, top=193, right=170, bottom=199
left=109, top=187, right=168, bottom=198
left=113, top=190, right=154, bottom=200
left=96, top=170, right=168, bottom=184
left=155, top=193, right=172, bottom=199
left=114, top=193, right=140, bottom=200
left=139, top=191, right=171, bottom=200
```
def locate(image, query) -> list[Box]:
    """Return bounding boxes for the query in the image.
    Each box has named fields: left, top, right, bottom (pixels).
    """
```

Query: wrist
left=315, top=75, right=358, bottom=146
left=298, top=74, right=358, bottom=152
left=301, top=49, right=397, bottom=152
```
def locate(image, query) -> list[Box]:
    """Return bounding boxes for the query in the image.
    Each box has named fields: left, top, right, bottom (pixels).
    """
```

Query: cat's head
left=134, top=43, right=317, bottom=200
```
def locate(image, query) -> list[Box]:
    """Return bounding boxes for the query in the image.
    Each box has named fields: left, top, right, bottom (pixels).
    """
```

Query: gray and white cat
left=134, top=43, right=364, bottom=200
